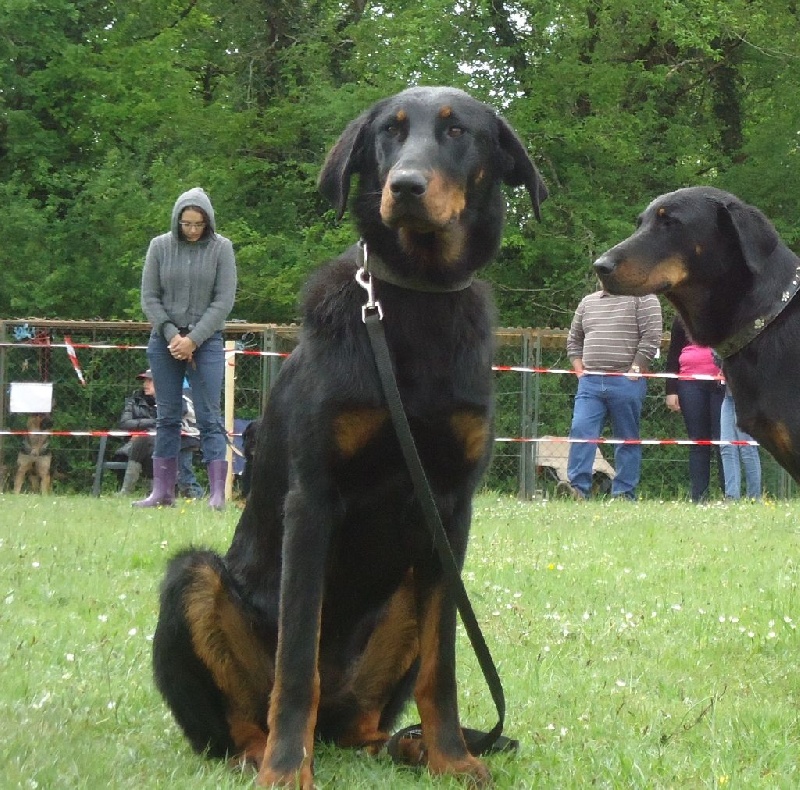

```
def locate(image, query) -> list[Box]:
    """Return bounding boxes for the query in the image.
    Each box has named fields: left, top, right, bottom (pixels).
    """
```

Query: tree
left=2, top=1, right=799, bottom=327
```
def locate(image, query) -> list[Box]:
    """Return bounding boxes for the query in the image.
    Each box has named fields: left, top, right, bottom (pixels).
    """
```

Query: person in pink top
left=665, top=315, right=726, bottom=502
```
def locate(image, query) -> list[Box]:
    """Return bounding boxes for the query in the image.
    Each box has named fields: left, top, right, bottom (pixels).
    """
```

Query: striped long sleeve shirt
left=566, top=291, right=663, bottom=372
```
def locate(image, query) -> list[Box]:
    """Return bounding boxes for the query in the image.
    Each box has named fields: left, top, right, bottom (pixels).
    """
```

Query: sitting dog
left=594, top=186, right=800, bottom=480
left=152, top=86, right=547, bottom=788
left=14, top=414, right=52, bottom=494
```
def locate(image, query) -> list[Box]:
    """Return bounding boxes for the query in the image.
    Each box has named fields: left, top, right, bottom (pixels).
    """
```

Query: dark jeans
left=147, top=331, right=227, bottom=462
left=676, top=379, right=725, bottom=502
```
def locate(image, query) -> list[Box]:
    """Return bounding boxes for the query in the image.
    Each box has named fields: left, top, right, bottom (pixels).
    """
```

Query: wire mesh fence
left=1, top=319, right=794, bottom=499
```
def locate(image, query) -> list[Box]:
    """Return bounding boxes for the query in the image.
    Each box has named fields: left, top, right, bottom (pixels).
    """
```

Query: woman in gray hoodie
left=138, top=187, right=237, bottom=509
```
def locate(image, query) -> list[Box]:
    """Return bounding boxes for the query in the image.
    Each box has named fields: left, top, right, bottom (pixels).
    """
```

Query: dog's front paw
left=256, top=764, right=314, bottom=790
left=428, top=753, right=493, bottom=788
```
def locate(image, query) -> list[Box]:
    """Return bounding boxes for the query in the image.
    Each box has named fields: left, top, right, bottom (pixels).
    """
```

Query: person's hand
left=665, top=393, right=681, bottom=412
left=169, top=335, right=197, bottom=362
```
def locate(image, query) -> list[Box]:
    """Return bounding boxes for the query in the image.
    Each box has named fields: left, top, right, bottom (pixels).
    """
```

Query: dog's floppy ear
left=496, top=116, right=548, bottom=221
left=722, top=197, right=780, bottom=275
left=318, top=108, right=376, bottom=221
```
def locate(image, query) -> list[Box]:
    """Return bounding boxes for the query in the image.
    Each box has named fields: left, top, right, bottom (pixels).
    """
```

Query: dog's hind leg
left=331, top=571, right=420, bottom=753
left=153, top=549, right=274, bottom=764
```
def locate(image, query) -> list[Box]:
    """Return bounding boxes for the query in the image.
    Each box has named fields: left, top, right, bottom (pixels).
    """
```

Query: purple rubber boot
left=132, top=457, right=177, bottom=508
left=207, top=459, right=228, bottom=510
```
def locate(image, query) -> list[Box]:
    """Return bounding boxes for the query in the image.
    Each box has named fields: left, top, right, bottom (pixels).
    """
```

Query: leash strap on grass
left=364, top=309, right=516, bottom=758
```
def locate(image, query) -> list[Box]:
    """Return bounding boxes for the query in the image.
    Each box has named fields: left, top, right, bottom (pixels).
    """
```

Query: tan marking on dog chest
left=334, top=408, right=388, bottom=457
left=450, top=412, right=489, bottom=463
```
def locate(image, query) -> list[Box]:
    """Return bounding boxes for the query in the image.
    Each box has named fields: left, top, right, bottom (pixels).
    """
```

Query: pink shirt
left=678, top=344, right=720, bottom=378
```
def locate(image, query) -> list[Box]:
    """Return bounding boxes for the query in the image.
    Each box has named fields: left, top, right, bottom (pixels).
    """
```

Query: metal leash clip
left=355, top=241, right=383, bottom=322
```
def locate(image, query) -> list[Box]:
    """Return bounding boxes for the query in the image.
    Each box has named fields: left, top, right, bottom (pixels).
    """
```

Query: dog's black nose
left=389, top=169, right=427, bottom=199
left=593, top=253, right=615, bottom=276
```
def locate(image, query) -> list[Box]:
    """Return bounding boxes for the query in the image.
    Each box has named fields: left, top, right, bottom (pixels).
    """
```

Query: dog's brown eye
left=447, top=126, right=464, bottom=138
left=657, top=211, right=678, bottom=227
left=385, top=123, right=401, bottom=137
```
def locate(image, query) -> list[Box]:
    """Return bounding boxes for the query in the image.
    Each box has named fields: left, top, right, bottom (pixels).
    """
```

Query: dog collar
left=715, top=264, right=800, bottom=359
left=358, top=240, right=474, bottom=293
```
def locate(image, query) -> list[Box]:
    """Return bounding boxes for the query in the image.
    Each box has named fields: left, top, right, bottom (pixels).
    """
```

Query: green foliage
left=2, top=2, right=800, bottom=325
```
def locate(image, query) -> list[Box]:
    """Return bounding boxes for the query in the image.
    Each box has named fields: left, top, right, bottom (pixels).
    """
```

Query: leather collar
left=358, top=240, right=474, bottom=293
left=715, top=264, right=800, bottom=359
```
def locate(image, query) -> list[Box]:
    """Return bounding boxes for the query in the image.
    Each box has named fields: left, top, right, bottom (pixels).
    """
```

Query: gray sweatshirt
left=141, top=187, right=237, bottom=347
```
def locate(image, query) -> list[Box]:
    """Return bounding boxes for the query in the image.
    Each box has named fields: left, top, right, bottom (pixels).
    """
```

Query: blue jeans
left=567, top=373, right=647, bottom=499
left=676, top=379, right=725, bottom=502
left=147, top=331, right=227, bottom=462
left=719, top=391, right=761, bottom=499
left=177, top=448, right=204, bottom=497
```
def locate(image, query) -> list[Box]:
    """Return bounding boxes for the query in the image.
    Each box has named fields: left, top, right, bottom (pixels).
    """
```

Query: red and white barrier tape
left=494, top=436, right=758, bottom=447
left=0, top=341, right=727, bottom=380
left=63, top=335, right=86, bottom=386
left=0, top=430, right=756, bottom=447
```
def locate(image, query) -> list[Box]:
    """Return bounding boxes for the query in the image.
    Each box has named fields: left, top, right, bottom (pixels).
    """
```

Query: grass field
left=1, top=493, right=798, bottom=789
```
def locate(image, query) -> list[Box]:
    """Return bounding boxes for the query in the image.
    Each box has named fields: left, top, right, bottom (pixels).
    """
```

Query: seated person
left=116, top=370, right=202, bottom=498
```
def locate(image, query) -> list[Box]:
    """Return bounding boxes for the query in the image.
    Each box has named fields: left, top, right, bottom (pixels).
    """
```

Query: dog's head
left=593, top=186, right=786, bottom=345
left=318, top=87, right=547, bottom=279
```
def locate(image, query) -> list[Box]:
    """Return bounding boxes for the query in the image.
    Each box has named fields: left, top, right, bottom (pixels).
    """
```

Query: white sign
left=9, top=382, right=54, bottom=413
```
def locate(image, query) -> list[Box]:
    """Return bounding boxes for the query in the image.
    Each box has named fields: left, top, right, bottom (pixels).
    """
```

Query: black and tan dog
left=594, top=186, right=800, bottom=480
left=14, top=414, right=52, bottom=494
left=152, top=87, right=547, bottom=788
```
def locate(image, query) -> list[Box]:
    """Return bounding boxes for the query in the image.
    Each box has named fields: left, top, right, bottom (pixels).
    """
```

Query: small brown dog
left=14, top=414, right=52, bottom=494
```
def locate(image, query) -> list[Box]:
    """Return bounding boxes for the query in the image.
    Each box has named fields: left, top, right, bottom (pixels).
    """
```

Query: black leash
left=356, top=253, right=517, bottom=759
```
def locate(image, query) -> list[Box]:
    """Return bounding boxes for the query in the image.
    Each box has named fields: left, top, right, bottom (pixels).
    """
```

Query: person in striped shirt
left=561, top=287, right=663, bottom=500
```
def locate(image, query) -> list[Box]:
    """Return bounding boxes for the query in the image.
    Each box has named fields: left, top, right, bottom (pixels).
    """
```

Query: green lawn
left=1, top=493, right=798, bottom=788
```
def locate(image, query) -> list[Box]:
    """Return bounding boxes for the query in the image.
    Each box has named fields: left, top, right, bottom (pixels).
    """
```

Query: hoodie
left=140, top=187, right=237, bottom=346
